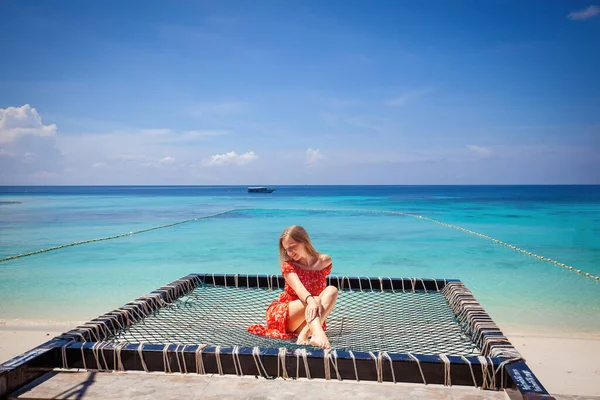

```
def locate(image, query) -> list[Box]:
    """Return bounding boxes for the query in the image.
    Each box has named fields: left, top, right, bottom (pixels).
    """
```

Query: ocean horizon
left=1, top=185, right=599, bottom=337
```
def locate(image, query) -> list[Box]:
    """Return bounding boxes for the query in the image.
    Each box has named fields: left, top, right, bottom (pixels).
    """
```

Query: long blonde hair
left=279, top=225, right=319, bottom=262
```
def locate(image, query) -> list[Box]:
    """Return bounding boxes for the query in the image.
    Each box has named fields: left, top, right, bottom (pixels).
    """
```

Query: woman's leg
left=296, top=322, right=310, bottom=344
left=308, top=286, right=338, bottom=348
left=318, top=286, right=338, bottom=321
left=287, top=287, right=339, bottom=348
left=286, top=300, right=307, bottom=333
left=297, top=287, right=336, bottom=344
left=298, top=285, right=340, bottom=335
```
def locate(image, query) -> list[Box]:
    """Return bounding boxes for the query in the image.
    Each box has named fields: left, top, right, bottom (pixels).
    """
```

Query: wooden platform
left=11, top=371, right=513, bottom=400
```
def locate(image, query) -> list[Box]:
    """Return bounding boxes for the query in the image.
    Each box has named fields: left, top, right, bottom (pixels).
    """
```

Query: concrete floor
left=11, top=371, right=513, bottom=400
left=12, top=371, right=600, bottom=400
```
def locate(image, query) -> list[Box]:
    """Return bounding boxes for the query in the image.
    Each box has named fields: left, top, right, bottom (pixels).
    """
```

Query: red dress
left=247, top=260, right=332, bottom=339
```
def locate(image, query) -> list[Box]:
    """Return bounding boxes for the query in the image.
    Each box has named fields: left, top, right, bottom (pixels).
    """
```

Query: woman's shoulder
left=318, top=253, right=332, bottom=266
left=281, top=259, right=296, bottom=273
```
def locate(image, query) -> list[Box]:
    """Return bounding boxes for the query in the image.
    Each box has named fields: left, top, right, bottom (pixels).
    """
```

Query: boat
left=248, top=187, right=275, bottom=193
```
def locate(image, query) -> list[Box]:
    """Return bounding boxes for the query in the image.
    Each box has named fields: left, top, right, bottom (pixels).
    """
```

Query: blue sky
left=1, top=0, right=599, bottom=185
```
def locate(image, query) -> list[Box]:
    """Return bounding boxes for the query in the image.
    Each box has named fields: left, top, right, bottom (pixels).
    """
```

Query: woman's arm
left=284, top=271, right=314, bottom=304
left=284, top=271, right=321, bottom=322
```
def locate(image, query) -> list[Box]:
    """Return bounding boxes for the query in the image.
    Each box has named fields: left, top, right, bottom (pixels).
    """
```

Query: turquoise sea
left=1, top=186, right=599, bottom=336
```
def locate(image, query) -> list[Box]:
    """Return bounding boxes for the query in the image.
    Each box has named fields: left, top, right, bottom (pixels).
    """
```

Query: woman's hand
left=305, top=297, right=320, bottom=323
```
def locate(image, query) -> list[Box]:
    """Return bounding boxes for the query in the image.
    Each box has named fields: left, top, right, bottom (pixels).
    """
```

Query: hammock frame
left=1, top=273, right=553, bottom=400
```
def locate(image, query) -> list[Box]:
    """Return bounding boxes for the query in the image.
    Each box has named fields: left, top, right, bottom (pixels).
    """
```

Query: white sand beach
left=1, top=320, right=599, bottom=397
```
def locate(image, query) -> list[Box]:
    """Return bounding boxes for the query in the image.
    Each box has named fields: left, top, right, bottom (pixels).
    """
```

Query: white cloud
left=138, top=129, right=173, bottom=135
left=111, top=154, right=148, bottom=161
left=0, top=148, right=12, bottom=156
left=467, top=145, right=493, bottom=157
left=327, top=149, right=440, bottom=165
left=56, top=126, right=231, bottom=168
left=30, top=171, right=60, bottom=181
left=92, top=162, right=107, bottom=168
left=134, top=129, right=230, bottom=141
left=568, top=5, right=600, bottom=20
left=23, top=152, right=36, bottom=163
left=205, top=151, right=258, bottom=166
left=385, top=88, right=433, bottom=106
left=0, top=104, right=57, bottom=143
left=306, top=148, right=326, bottom=166
left=182, top=130, right=230, bottom=139
left=159, top=156, right=176, bottom=164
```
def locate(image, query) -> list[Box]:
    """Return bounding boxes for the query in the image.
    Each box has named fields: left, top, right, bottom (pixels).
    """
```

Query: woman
left=247, top=225, right=338, bottom=349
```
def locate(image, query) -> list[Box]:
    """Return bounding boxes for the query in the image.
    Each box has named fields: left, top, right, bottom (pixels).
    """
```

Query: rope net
left=105, top=284, right=481, bottom=356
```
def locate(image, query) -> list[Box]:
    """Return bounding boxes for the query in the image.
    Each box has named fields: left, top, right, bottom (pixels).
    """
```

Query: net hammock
left=105, top=282, right=481, bottom=357
left=1, top=274, right=555, bottom=397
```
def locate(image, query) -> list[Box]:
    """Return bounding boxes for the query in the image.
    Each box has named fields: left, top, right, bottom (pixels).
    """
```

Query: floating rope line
left=400, top=211, right=600, bottom=282
left=2, top=205, right=596, bottom=282
left=0, top=209, right=236, bottom=263
left=244, top=207, right=600, bottom=282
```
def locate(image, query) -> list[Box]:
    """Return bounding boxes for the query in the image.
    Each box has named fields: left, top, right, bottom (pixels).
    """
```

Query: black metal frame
left=1, top=274, right=554, bottom=400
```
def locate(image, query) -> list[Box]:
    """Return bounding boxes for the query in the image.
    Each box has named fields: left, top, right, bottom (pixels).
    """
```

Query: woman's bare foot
left=309, top=331, right=331, bottom=349
left=297, top=326, right=311, bottom=345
